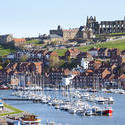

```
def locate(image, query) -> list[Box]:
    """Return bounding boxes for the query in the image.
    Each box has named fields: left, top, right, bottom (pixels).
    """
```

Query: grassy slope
left=55, top=49, right=67, bottom=56
left=26, top=40, right=41, bottom=45
left=79, top=39, right=125, bottom=52
left=0, top=44, right=15, bottom=56
left=26, top=40, right=40, bottom=44
left=55, top=39, right=125, bottom=56
left=0, top=103, right=23, bottom=116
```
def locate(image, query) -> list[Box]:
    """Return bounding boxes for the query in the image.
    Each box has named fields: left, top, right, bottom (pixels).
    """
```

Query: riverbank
left=0, top=102, right=24, bottom=117
left=0, top=102, right=33, bottom=121
left=0, top=102, right=38, bottom=124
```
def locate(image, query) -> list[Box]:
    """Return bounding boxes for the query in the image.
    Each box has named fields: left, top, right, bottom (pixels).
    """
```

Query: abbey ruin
left=86, top=16, right=125, bottom=34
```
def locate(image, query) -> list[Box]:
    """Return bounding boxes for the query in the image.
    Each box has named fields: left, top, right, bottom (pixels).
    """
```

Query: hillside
left=55, top=39, right=125, bottom=56
left=79, top=38, right=125, bottom=51
left=26, top=40, right=40, bottom=44
left=0, top=44, right=15, bottom=56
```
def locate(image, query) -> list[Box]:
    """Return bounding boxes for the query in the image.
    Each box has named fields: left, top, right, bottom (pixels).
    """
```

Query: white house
left=61, top=75, right=75, bottom=86
left=81, top=58, right=89, bottom=69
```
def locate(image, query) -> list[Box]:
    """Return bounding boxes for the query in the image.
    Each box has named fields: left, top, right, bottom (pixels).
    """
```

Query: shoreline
left=0, top=102, right=38, bottom=124
left=0, top=103, right=24, bottom=117
left=0, top=102, right=33, bottom=120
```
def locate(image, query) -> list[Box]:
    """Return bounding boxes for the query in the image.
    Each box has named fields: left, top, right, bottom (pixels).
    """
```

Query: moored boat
left=0, top=85, right=9, bottom=90
left=20, top=115, right=41, bottom=124
left=102, top=107, right=113, bottom=116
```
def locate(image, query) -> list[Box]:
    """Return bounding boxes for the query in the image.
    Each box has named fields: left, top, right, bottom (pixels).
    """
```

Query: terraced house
left=4, top=62, right=43, bottom=86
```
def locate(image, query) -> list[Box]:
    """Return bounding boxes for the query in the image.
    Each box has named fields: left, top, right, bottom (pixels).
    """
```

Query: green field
left=0, top=44, right=15, bottom=56
left=55, top=48, right=67, bottom=56
left=79, top=38, right=125, bottom=52
left=26, top=40, right=41, bottom=45
left=55, top=39, right=125, bottom=56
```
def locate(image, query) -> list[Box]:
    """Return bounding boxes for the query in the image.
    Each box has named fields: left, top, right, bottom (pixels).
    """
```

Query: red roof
left=50, top=51, right=58, bottom=56
left=14, top=38, right=26, bottom=43
left=86, top=70, right=93, bottom=73
left=119, top=74, right=125, bottom=80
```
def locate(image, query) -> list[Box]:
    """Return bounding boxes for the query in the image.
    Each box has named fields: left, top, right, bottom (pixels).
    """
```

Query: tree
left=3, top=59, right=10, bottom=67
left=20, top=55, right=28, bottom=62
left=51, top=41, right=57, bottom=46
left=59, top=59, right=65, bottom=67
left=49, top=55, right=60, bottom=68
left=0, top=65, right=3, bottom=70
left=67, top=56, right=71, bottom=64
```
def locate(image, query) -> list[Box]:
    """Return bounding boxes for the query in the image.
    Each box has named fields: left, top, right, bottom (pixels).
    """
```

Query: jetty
left=2, top=98, right=44, bottom=103
left=2, top=98, right=34, bottom=101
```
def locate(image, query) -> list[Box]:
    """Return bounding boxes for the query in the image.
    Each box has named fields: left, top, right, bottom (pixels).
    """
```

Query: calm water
left=0, top=90, right=125, bottom=125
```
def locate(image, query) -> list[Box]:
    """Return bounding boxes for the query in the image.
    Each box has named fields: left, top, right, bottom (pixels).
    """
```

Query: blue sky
left=0, top=0, right=125, bottom=37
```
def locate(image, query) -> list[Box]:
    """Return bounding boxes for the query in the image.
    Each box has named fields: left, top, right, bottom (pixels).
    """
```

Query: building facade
left=0, top=34, right=14, bottom=44
left=86, top=16, right=125, bottom=34
left=50, top=25, right=94, bottom=41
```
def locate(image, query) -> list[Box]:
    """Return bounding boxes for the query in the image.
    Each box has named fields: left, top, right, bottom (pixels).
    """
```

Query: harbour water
left=0, top=90, right=125, bottom=125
